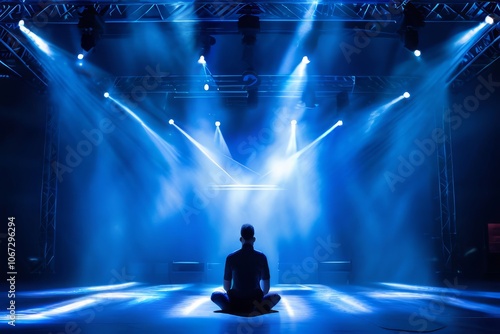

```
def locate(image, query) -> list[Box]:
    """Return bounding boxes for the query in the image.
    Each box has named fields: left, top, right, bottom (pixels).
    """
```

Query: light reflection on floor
left=1, top=282, right=499, bottom=333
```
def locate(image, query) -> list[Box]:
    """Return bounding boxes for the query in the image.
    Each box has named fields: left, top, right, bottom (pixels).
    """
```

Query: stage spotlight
left=215, top=121, right=221, bottom=127
left=77, top=53, right=84, bottom=60
left=78, top=6, right=107, bottom=52
left=337, top=120, right=343, bottom=126
left=238, top=13, right=260, bottom=46
left=403, top=28, right=419, bottom=52
left=485, top=15, right=495, bottom=25
left=204, top=83, right=209, bottom=91
left=198, top=55, right=206, bottom=65
left=403, top=92, right=410, bottom=98
left=18, top=20, right=24, bottom=27
left=302, top=56, right=310, bottom=64
left=104, top=92, right=109, bottom=98
left=414, top=50, right=421, bottom=57
left=291, top=120, right=297, bottom=125
left=169, top=119, right=174, bottom=125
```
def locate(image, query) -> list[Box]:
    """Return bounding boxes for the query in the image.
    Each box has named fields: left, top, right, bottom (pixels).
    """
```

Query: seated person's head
left=240, top=224, right=255, bottom=244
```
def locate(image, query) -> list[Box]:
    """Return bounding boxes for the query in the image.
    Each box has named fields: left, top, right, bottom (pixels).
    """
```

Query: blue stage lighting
left=215, top=121, right=221, bottom=127
left=204, top=83, right=209, bottom=91
left=18, top=20, right=24, bottom=27
left=169, top=119, right=174, bottom=125
left=337, top=120, right=343, bottom=126
left=291, top=120, right=297, bottom=125
left=103, top=92, right=109, bottom=98
left=403, top=92, right=410, bottom=98
left=198, top=55, right=206, bottom=65
left=77, top=53, right=84, bottom=60
left=414, top=50, right=421, bottom=57
left=302, top=56, right=310, bottom=64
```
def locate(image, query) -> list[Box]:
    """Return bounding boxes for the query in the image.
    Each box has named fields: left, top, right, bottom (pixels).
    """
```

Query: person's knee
left=272, top=293, right=281, bottom=303
left=211, top=291, right=222, bottom=302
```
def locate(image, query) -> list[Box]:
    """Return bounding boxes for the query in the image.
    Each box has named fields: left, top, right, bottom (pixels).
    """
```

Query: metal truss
left=0, top=1, right=498, bottom=24
left=449, top=23, right=500, bottom=89
left=109, top=74, right=417, bottom=97
left=0, top=25, right=47, bottom=88
left=37, top=104, right=59, bottom=274
left=435, top=106, right=458, bottom=274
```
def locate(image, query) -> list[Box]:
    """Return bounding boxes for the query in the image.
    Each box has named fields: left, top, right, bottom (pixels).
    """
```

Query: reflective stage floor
left=1, top=282, right=499, bottom=333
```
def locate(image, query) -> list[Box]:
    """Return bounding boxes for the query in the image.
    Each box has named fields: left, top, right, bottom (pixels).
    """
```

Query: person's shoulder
left=253, top=249, right=267, bottom=258
left=227, top=248, right=242, bottom=258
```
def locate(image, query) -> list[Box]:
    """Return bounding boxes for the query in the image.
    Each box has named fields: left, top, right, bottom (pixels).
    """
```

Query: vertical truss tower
left=38, top=104, right=59, bottom=273
left=435, top=106, right=458, bottom=274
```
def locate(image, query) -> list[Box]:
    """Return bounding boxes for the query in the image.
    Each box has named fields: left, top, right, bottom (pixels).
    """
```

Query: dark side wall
left=0, top=77, right=46, bottom=278
left=449, top=63, right=500, bottom=279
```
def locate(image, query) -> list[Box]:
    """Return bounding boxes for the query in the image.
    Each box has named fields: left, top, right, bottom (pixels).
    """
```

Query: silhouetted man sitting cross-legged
left=211, top=224, right=281, bottom=314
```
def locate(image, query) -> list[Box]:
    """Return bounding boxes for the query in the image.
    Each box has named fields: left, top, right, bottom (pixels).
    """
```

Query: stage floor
left=1, top=282, right=499, bottom=333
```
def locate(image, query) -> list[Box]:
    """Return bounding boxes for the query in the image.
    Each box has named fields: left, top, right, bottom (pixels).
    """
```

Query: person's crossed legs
left=211, top=289, right=281, bottom=314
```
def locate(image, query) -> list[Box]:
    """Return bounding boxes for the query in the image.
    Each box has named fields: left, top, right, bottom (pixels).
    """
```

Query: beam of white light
left=19, top=25, right=52, bottom=57
left=367, top=291, right=434, bottom=300
left=338, top=295, right=372, bottom=313
left=37, top=298, right=97, bottom=317
left=221, top=155, right=260, bottom=176
left=286, top=120, right=297, bottom=155
left=365, top=96, right=404, bottom=132
left=379, top=282, right=500, bottom=299
left=20, top=282, right=139, bottom=296
left=281, top=296, right=295, bottom=317
left=181, top=296, right=211, bottom=316
left=292, top=120, right=343, bottom=160
left=109, top=97, right=148, bottom=128
left=209, top=184, right=282, bottom=191
left=109, top=97, right=177, bottom=163
left=313, top=286, right=371, bottom=314
left=261, top=120, right=342, bottom=179
left=172, top=123, right=237, bottom=183
left=198, top=55, right=206, bottom=65
left=454, top=22, right=487, bottom=47
left=214, top=127, right=232, bottom=158
left=485, top=15, right=495, bottom=25
left=277, top=1, right=317, bottom=74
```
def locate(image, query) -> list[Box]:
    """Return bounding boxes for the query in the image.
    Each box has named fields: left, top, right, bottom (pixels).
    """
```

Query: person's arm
left=261, top=279, right=270, bottom=295
left=261, top=254, right=271, bottom=294
left=223, top=256, right=232, bottom=292
left=223, top=280, right=231, bottom=292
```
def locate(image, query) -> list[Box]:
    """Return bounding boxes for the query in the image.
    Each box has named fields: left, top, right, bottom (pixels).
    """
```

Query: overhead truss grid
left=0, top=1, right=498, bottom=24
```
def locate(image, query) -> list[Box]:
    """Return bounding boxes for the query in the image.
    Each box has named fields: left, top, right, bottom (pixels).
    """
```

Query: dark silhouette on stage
left=211, top=224, right=281, bottom=315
